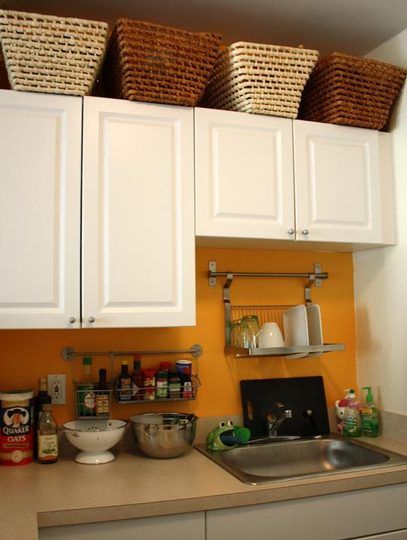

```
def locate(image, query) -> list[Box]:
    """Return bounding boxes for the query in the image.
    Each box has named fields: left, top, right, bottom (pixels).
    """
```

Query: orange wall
left=0, top=247, right=357, bottom=425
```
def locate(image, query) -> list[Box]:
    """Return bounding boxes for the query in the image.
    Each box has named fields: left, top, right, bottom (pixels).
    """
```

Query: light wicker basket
left=298, top=52, right=407, bottom=130
left=200, top=41, right=319, bottom=118
left=102, top=18, right=222, bottom=106
left=0, top=10, right=109, bottom=96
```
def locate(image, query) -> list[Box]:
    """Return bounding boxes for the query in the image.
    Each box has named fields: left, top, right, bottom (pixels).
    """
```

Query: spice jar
left=142, top=369, right=156, bottom=401
left=156, top=370, right=168, bottom=399
left=168, top=372, right=181, bottom=399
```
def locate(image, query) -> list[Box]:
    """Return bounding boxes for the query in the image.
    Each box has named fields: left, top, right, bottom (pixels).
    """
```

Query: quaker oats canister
left=0, top=389, right=34, bottom=466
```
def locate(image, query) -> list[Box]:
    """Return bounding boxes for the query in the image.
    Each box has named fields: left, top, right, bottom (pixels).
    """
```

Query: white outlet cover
left=47, top=374, right=66, bottom=405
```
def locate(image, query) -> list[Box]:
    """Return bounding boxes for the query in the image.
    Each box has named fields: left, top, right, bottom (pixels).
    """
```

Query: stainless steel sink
left=196, top=434, right=407, bottom=485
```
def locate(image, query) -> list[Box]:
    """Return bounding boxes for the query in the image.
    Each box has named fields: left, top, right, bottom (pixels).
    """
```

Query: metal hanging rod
left=61, top=344, right=203, bottom=362
left=208, top=262, right=328, bottom=338
left=208, top=262, right=328, bottom=285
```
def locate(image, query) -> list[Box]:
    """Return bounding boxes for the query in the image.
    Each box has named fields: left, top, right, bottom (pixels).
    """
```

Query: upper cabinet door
left=293, top=120, right=394, bottom=244
left=0, top=90, right=81, bottom=329
left=82, top=97, right=195, bottom=328
left=195, top=108, right=295, bottom=240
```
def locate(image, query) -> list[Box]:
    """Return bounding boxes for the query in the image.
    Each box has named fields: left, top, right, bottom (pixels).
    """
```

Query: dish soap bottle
left=343, top=389, right=362, bottom=437
left=361, top=386, right=379, bottom=437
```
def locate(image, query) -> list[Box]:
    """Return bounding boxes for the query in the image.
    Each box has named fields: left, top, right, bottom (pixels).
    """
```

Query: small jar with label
left=168, top=373, right=181, bottom=399
left=142, top=369, right=156, bottom=401
left=156, top=370, right=168, bottom=399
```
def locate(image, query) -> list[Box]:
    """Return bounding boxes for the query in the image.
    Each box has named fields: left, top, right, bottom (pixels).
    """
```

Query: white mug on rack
left=258, top=322, right=285, bottom=348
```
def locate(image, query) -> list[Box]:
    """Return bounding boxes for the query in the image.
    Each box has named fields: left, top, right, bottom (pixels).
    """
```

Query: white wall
left=354, top=29, right=407, bottom=414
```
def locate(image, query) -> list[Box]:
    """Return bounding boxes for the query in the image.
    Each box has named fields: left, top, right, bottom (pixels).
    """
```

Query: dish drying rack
left=208, top=261, right=344, bottom=358
left=62, top=344, right=203, bottom=413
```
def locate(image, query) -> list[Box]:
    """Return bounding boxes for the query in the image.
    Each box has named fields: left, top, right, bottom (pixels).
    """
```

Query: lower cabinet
left=38, top=484, right=407, bottom=540
left=206, top=484, right=407, bottom=540
left=39, top=511, right=205, bottom=540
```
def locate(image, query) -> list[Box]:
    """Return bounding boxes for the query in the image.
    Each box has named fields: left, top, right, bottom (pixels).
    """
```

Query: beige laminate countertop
left=2, top=436, right=407, bottom=540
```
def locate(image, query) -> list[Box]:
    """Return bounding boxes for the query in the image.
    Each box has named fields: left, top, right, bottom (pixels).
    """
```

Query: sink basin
left=196, top=434, right=407, bottom=485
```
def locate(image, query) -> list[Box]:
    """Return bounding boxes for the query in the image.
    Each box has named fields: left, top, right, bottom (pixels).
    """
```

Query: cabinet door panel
left=294, top=120, right=384, bottom=243
left=0, top=90, right=81, bottom=328
left=195, top=108, right=295, bottom=240
left=207, top=483, right=407, bottom=540
left=82, top=97, right=195, bottom=327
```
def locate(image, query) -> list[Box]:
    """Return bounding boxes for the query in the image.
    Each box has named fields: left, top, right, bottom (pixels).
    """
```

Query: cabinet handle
left=88, top=316, right=96, bottom=324
left=301, top=229, right=309, bottom=236
left=69, top=317, right=76, bottom=324
left=287, top=228, right=295, bottom=236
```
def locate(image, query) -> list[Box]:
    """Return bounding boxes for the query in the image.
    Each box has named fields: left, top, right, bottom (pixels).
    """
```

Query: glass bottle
left=38, top=404, right=58, bottom=464
left=131, top=356, right=143, bottom=400
left=118, top=360, right=132, bottom=401
left=78, top=357, right=95, bottom=416
left=34, top=378, right=51, bottom=456
left=95, top=368, right=110, bottom=416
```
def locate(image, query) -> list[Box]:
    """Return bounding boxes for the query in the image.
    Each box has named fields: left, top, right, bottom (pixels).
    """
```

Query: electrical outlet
left=47, top=374, right=66, bottom=405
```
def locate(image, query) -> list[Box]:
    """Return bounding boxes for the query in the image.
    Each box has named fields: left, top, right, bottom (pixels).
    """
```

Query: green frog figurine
left=206, top=420, right=251, bottom=451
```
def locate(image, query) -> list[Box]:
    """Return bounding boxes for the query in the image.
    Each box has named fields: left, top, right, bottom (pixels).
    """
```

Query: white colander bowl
left=63, top=419, right=127, bottom=464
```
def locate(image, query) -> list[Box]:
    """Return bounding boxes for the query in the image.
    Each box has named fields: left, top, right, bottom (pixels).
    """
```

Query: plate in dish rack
left=306, top=304, right=323, bottom=357
left=283, top=305, right=309, bottom=358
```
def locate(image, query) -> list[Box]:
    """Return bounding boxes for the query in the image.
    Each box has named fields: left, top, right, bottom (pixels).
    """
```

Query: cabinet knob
left=287, top=228, right=295, bottom=236
left=69, top=317, right=76, bottom=324
left=88, top=316, right=96, bottom=324
left=301, top=229, right=309, bottom=236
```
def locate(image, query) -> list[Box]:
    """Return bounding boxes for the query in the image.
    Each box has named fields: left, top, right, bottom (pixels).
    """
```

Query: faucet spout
left=267, top=402, right=292, bottom=436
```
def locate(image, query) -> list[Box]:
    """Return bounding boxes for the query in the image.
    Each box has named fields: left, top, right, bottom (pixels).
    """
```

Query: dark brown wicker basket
left=299, top=52, right=406, bottom=129
left=102, top=19, right=222, bottom=106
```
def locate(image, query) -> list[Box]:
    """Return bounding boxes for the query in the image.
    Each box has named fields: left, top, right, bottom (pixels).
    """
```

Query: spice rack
left=74, top=382, right=113, bottom=420
left=208, top=261, right=345, bottom=358
left=114, top=374, right=201, bottom=404
left=62, top=344, right=203, bottom=406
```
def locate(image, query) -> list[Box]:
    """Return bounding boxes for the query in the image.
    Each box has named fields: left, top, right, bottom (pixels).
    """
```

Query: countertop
left=2, top=436, right=407, bottom=540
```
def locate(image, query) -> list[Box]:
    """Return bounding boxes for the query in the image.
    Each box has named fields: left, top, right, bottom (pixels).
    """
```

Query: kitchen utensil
left=240, top=318, right=257, bottom=348
left=230, top=319, right=243, bottom=347
left=306, top=304, right=323, bottom=357
left=62, top=419, right=127, bottom=464
left=130, top=412, right=198, bottom=458
left=241, top=315, right=260, bottom=346
left=283, top=304, right=309, bottom=358
left=257, top=322, right=284, bottom=348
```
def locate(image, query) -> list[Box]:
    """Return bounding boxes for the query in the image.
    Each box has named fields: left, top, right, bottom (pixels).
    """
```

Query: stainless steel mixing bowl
left=130, top=412, right=198, bottom=458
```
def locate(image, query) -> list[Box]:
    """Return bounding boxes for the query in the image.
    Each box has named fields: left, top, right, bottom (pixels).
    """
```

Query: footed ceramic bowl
left=63, top=419, right=127, bottom=464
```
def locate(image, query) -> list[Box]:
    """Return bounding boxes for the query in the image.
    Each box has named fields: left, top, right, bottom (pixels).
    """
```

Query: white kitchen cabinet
left=0, top=90, right=82, bottom=329
left=39, top=511, right=205, bottom=540
left=0, top=91, right=195, bottom=329
left=195, top=107, right=395, bottom=247
left=195, top=108, right=295, bottom=240
left=294, top=119, right=395, bottom=245
left=206, top=483, right=407, bottom=540
left=82, top=97, right=195, bottom=328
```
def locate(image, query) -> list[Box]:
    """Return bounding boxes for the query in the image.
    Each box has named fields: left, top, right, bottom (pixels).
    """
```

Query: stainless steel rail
left=61, top=344, right=203, bottom=361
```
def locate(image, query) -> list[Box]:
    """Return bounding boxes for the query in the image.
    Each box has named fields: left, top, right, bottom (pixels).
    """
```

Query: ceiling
left=2, top=0, right=407, bottom=56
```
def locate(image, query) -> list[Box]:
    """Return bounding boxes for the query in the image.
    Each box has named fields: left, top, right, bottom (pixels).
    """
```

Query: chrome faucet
left=267, top=402, right=292, bottom=436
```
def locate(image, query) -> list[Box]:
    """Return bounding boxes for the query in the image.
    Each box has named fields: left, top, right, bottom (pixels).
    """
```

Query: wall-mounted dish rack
left=208, top=261, right=344, bottom=358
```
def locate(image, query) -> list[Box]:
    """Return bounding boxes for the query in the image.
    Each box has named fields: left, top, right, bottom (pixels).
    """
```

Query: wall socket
left=47, top=374, right=66, bottom=405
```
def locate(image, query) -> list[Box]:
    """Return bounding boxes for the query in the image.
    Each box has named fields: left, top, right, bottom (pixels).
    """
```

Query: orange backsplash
left=0, top=247, right=356, bottom=425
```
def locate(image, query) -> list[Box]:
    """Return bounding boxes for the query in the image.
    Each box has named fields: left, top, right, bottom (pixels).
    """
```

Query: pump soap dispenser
left=361, top=386, right=379, bottom=437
